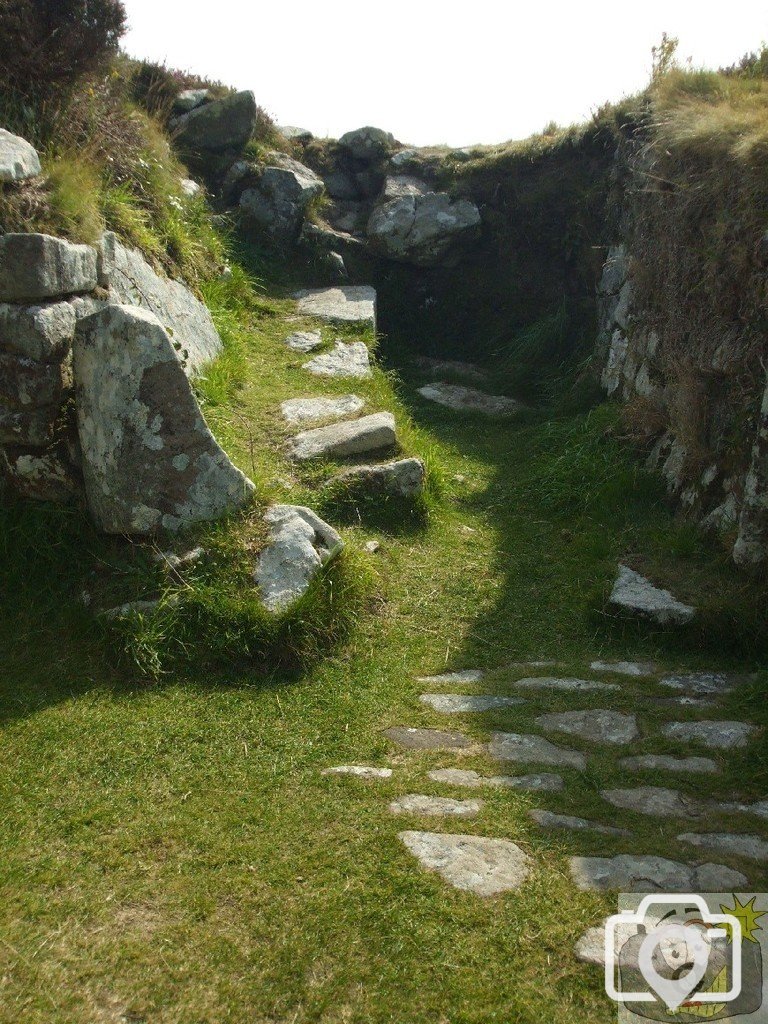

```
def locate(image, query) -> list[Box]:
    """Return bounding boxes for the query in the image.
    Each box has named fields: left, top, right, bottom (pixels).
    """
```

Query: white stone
left=418, top=382, right=522, bottom=417
left=255, top=504, right=343, bottom=612
left=661, top=720, right=757, bottom=750
left=0, top=128, right=41, bottom=183
left=321, top=765, right=392, bottom=779
left=389, top=794, right=483, bottom=818
left=399, top=831, right=532, bottom=896
left=290, top=412, right=396, bottom=461
left=284, top=330, right=323, bottom=353
left=619, top=755, right=718, bottom=775
left=608, top=565, right=696, bottom=625
left=488, top=732, right=587, bottom=770
left=514, top=676, right=619, bottom=693
left=294, top=286, right=376, bottom=329
left=180, top=178, right=202, bottom=198
left=419, top=693, right=524, bottom=713
left=280, top=394, right=364, bottom=424
left=303, top=341, right=372, bottom=379
left=535, top=710, right=639, bottom=745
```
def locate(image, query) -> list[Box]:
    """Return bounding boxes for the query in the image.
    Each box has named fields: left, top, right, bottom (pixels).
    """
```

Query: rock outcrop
left=73, top=304, right=253, bottom=534
left=367, top=191, right=481, bottom=266
left=172, top=90, right=257, bottom=155
left=240, top=153, right=324, bottom=244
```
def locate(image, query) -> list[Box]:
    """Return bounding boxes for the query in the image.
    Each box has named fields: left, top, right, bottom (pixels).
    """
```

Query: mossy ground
left=1, top=241, right=767, bottom=1022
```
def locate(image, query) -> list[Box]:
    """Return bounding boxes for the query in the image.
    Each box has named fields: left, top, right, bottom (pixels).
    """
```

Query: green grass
left=1, top=240, right=767, bottom=1022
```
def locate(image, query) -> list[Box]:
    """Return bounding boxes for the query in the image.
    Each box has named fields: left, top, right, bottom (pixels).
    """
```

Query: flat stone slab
left=535, top=710, right=639, bottom=745
left=428, top=767, right=563, bottom=792
left=575, top=919, right=649, bottom=967
left=321, top=765, right=392, bottom=779
left=514, top=676, right=619, bottom=693
left=291, top=411, right=396, bottom=461
left=488, top=732, right=587, bottom=771
left=661, top=720, right=757, bottom=749
left=718, top=800, right=768, bottom=820
left=608, top=565, right=695, bottom=625
left=294, top=286, right=376, bottom=328
left=284, top=330, right=323, bottom=352
left=0, top=233, right=97, bottom=302
left=332, top=457, right=425, bottom=498
left=390, top=794, right=483, bottom=818
left=418, top=382, right=522, bottom=417
left=0, top=128, right=41, bottom=183
left=619, top=754, right=718, bottom=775
left=590, top=660, right=657, bottom=676
left=416, top=670, right=484, bottom=684
left=280, top=394, right=365, bottom=425
left=399, top=831, right=532, bottom=896
left=415, top=357, right=489, bottom=383
left=383, top=727, right=474, bottom=751
left=569, top=855, right=747, bottom=892
left=530, top=809, right=631, bottom=837
left=677, top=831, right=768, bottom=862
left=419, top=693, right=524, bottom=713
left=601, top=786, right=705, bottom=818
left=255, top=504, right=343, bottom=611
left=659, top=672, right=746, bottom=696
left=303, top=340, right=372, bottom=378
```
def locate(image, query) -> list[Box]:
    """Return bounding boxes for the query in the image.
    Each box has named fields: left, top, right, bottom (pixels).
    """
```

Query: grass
left=1, top=237, right=767, bottom=1022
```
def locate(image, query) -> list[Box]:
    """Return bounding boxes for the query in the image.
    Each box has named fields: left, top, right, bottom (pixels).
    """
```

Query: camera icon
left=604, top=894, right=743, bottom=1014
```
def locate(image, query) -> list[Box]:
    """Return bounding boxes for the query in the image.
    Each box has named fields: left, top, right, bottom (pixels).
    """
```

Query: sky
left=122, top=0, right=767, bottom=148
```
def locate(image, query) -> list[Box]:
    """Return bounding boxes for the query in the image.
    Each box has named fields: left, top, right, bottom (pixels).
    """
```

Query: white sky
left=122, top=0, right=767, bottom=148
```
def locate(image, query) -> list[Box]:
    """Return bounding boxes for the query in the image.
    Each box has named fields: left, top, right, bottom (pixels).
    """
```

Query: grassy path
left=1, top=273, right=766, bottom=1023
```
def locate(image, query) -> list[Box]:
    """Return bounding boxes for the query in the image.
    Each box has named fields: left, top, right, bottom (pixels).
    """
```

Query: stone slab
left=294, top=286, right=376, bottom=329
left=568, top=855, right=747, bottom=892
left=416, top=670, right=484, bottom=684
left=677, top=832, right=768, bottom=862
left=608, top=565, right=695, bottom=625
left=399, top=831, right=532, bottom=896
left=303, top=341, right=372, bottom=378
left=0, top=233, right=97, bottom=302
left=514, top=676, right=619, bottom=693
left=428, top=767, right=563, bottom=792
left=619, top=755, right=718, bottom=775
left=383, top=727, right=474, bottom=751
left=661, top=720, right=758, bottom=750
left=418, top=382, right=522, bottom=417
left=284, top=329, right=323, bottom=352
left=321, top=765, right=392, bottom=779
left=488, top=732, right=587, bottom=770
left=590, top=660, right=657, bottom=676
left=255, top=504, right=343, bottom=611
left=419, top=693, right=524, bottom=713
left=280, top=394, right=365, bottom=425
left=390, top=794, right=483, bottom=818
left=291, top=411, right=396, bottom=461
left=530, top=809, right=631, bottom=837
left=601, top=786, right=705, bottom=818
left=535, top=710, right=639, bottom=745
left=331, top=457, right=425, bottom=498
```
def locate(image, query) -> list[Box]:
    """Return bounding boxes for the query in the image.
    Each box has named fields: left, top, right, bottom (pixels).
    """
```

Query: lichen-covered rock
left=331, top=457, right=426, bottom=497
left=339, top=126, right=396, bottom=162
left=0, top=352, right=67, bottom=408
left=0, top=128, right=41, bottom=183
left=255, top=504, right=343, bottom=611
left=0, top=448, right=79, bottom=502
left=73, top=304, right=254, bottom=534
left=290, top=412, right=396, bottom=461
left=303, top=341, right=372, bottom=379
left=172, top=90, right=257, bottom=154
left=0, top=300, right=77, bottom=361
left=367, top=192, right=481, bottom=266
left=99, top=233, right=223, bottom=376
left=280, top=394, right=364, bottom=425
left=381, top=175, right=430, bottom=201
left=240, top=153, right=324, bottom=244
left=0, top=405, right=60, bottom=446
left=608, top=565, right=695, bottom=625
left=0, top=234, right=98, bottom=302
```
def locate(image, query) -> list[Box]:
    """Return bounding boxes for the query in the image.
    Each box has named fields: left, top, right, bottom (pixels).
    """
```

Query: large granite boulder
left=0, top=128, right=41, bottom=183
left=240, top=153, right=324, bottom=244
left=172, top=90, right=257, bottom=154
left=0, top=234, right=98, bottom=302
left=73, top=304, right=254, bottom=534
left=98, top=233, right=222, bottom=376
left=367, top=192, right=481, bottom=266
left=339, top=126, right=396, bottom=162
left=255, top=504, right=343, bottom=611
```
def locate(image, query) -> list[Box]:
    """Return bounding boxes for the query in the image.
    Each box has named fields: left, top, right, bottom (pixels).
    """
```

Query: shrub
left=0, top=0, right=127, bottom=103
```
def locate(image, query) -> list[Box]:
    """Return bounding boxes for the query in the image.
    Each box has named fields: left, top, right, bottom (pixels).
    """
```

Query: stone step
left=303, top=340, right=372, bottom=378
left=294, top=285, right=376, bottom=329
left=321, top=765, right=392, bottom=779
left=389, top=794, right=482, bottom=818
left=330, top=457, right=426, bottom=498
left=417, top=382, right=523, bottom=417
left=280, top=394, right=365, bottom=425
left=514, top=676, right=619, bottom=693
left=535, top=710, right=639, bottom=745
left=529, top=809, right=631, bottom=838
left=568, top=854, right=747, bottom=892
left=383, top=726, right=475, bottom=751
left=488, top=732, right=587, bottom=771
left=660, top=720, right=757, bottom=749
left=399, top=831, right=532, bottom=895
left=428, top=767, right=563, bottom=792
left=419, top=693, right=524, bottom=713
left=290, top=412, right=396, bottom=461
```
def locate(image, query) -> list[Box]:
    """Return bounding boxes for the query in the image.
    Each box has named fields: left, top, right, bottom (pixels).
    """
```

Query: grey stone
left=294, top=286, right=376, bottom=329
left=326, top=199, right=368, bottom=233
left=180, top=178, right=202, bottom=199
left=151, top=546, right=205, bottom=570
left=590, top=660, right=657, bottom=677
left=381, top=175, right=430, bottom=201
left=514, top=676, right=619, bottom=693
left=324, top=251, right=347, bottom=280
left=278, top=125, right=313, bottom=142
left=399, top=831, right=532, bottom=896
left=173, top=89, right=209, bottom=114
left=1, top=448, right=78, bottom=502
left=240, top=153, right=324, bottom=243
left=363, top=540, right=381, bottom=554
left=383, top=727, right=474, bottom=751
left=331, top=457, right=425, bottom=497
left=280, top=394, right=364, bottom=425
left=530, top=809, right=631, bottom=837
left=659, top=672, right=743, bottom=696
left=0, top=128, right=41, bottom=183
left=0, top=234, right=98, bottom=302
left=419, top=693, right=524, bottom=713
left=323, top=170, right=361, bottom=201
left=597, top=245, right=627, bottom=296
left=101, top=596, right=181, bottom=620
left=678, top=832, right=768, bottom=862
left=415, top=356, right=489, bottom=384
left=0, top=301, right=76, bottom=361
left=693, top=862, right=749, bottom=889
left=339, top=126, right=396, bottom=162
left=608, top=565, right=696, bottom=625
left=619, top=755, right=718, bottom=775
left=614, top=280, right=632, bottom=331
left=570, top=855, right=693, bottom=892
left=73, top=304, right=253, bottom=534
left=290, top=411, right=396, bottom=461
left=390, top=794, right=483, bottom=818
left=255, top=504, right=343, bottom=611
left=427, top=767, right=563, bottom=792
left=601, top=787, right=705, bottom=818
left=99, top=234, right=223, bottom=376
left=574, top=925, right=610, bottom=966
left=418, top=383, right=522, bottom=416
left=661, top=720, right=757, bottom=750
left=0, top=352, right=66, bottom=408
left=488, top=732, right=587, bottom=770
left=0, top=405, right=58, bottom=446
left=172, top=90, right=257, bottom=153
left=602, top=331, right=629, bottom=396
left=284, top=330, right=323, bottom=353
left=321, top=765, right=392, bottom=779
left=733, top=366, right=768, bottom=565
left=536, top=710, right=639, bottom=745
left=303, top=341, right=372, bottom=379
left=417, top=669, right=484, bottom=684
left=368, top=192, right=481, bottom=266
